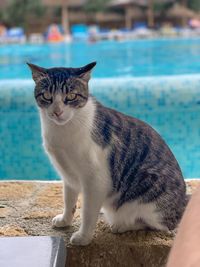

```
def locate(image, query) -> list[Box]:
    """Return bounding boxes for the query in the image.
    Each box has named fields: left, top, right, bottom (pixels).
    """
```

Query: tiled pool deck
left=0, top=180, right=199, bottom=267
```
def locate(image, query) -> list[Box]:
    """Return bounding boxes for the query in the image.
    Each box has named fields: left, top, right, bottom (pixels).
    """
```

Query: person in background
left=47, top=24, right=64, bottom=43
left=0, top=23, right=7, bottom=37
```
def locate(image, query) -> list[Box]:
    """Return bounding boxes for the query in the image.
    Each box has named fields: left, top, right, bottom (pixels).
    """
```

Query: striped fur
left=28, top=62, right=187, bottom=246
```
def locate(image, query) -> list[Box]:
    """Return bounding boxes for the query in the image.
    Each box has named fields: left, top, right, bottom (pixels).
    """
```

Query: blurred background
left=0, top=0, right=200, bottom=41
left=0, top=0, right=200, bottom=180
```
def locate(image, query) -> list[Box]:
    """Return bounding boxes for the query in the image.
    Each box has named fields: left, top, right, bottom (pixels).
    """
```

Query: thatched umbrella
left=68, top=12, right=87, bottom=24
left=42, top=0, right=85, bottom=35
left=110, top=0, right=149, bottom=5
left=167, top=3, right=196, bottom=25
left=110, top=0, right=175, bottom=28
left=68, top=11, right=124, bottom=25
left=109, top=0, right=145, bottom=29
left=126, top=7, right=145, bottom=28
left=94, top=12, right=124, bottom=23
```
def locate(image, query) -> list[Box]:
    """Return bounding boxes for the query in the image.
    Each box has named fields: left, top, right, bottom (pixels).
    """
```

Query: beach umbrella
left=68, top=12, right=87, bottom=24
left=68, top=11, right=124, bottom=25
left=110, top=0, right=175, bottom=27
left=43, top=0, right=85, bottom=8
left=166, top=3, right=197, bottom=25
left=167, top=3, right=196, bottom=18
left=109, top=1, right=175, bottom=8
left=94, top=12, right=124, bottom=23
left=42, top=0, right=85, bottom=35
left=125, top=7, right=145, bottom=28
left=109, top=1, right=145, bottom=29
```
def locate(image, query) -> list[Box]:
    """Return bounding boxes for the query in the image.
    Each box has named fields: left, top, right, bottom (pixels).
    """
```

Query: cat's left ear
left=78, top=62, right=96, bottom=82
left=27, top=63, right=48, bottom=84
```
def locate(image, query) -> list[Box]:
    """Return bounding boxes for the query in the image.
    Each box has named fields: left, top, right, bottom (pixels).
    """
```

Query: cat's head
left=27, top=62, right=96, bottom=125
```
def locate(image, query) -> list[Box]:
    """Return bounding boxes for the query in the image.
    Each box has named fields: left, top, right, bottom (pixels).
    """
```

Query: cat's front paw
left=52, top=214, right=70, bottom=228
left=70, top=231, right=92, bottom=246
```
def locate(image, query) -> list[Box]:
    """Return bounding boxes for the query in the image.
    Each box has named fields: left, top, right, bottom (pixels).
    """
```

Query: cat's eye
left=42, top=91, right=52, bottom=102
left=64, top=93, right=77, bottom=103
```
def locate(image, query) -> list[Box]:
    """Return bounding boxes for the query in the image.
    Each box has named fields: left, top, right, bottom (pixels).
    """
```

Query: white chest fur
left=39, top=99, right=111, bottom=192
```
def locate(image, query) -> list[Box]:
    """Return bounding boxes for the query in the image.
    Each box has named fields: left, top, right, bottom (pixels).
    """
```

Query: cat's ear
left=78, top=62, right=96, bottom=82
left=27, top=63, right=48, bottom=83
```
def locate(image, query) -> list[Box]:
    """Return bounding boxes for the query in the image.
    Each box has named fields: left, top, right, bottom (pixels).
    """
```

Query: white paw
left=52, top=214, right=70, bottom=228
left=70, top=231, right=92, bottom=246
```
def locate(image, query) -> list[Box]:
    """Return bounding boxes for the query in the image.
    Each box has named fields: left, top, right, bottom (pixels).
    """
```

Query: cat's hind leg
left=103, top=200, right=142, bottom=234
left=142, top=212, right=169, bottom=232
left=110, top=220, right=146, bottom=234
left=103, top=200, right=169, bottom=234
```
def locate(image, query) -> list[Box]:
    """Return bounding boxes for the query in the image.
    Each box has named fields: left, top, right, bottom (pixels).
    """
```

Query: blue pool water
left=0, top=38, right=200, bottom=180
left=0, top=38, right=200, bottom=78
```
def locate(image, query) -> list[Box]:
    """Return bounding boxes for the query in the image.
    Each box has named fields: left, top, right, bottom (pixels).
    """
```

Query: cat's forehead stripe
left=44, top=75, right=70, bottom=95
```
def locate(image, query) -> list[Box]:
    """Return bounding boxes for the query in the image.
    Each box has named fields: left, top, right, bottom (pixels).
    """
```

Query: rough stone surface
left=0, top=224, right=28, bottom=236
left=0, top=180, right=199, bottom=267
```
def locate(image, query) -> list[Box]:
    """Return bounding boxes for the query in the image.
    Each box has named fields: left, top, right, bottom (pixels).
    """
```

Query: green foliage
left=0, top=0, right=46, bottom=28
left=84, top=0, right=111, bottom=13
left=153, top=2, right=173, bottom=12
left=187, top=0, right=200, bottom=11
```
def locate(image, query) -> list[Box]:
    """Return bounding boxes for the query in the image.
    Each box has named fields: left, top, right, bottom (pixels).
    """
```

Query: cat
left=27, top=62, right=187, bottom=246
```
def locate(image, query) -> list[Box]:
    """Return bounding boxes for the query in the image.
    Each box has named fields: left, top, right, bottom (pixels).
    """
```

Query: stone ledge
left=0, top=180, right=199, bottom=267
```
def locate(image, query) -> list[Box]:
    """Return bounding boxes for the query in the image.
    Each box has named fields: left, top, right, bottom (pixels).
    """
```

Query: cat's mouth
left=49, top=113, right=74, bottom=126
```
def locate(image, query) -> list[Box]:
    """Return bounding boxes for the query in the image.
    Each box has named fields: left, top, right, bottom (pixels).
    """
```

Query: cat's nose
left=54, top=110, right=63, bottom=117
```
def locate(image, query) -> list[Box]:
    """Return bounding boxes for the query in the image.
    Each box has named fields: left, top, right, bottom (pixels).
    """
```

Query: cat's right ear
left=27, top=63, right=48, bottom=84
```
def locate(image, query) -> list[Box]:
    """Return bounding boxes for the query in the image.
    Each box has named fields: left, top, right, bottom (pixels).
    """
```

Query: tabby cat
left=28, top=62, right=186, bottom=246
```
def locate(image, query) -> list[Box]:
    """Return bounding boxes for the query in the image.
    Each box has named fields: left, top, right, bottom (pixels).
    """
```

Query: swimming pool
left=0, top=39, right=200, bottom=180
left=0, top=38, right=200, bottom=78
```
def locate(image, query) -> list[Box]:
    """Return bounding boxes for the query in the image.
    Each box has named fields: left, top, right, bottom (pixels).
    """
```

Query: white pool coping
left=0, top=178, right=199, bottom=183
left=0, top=73, right=200, bottom=85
